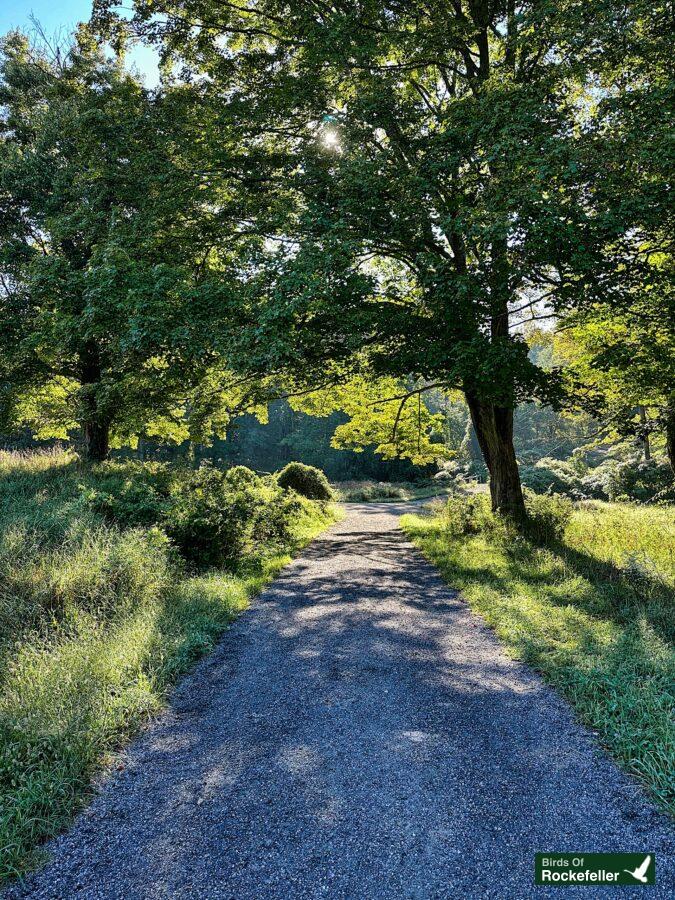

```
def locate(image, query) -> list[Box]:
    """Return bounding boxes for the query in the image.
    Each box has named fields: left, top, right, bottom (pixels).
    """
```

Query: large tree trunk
left=80, top=341, right=110, bottom=463
left=464, top=233, right=526, bottom=521
left=83, top=418, right=110, bottom=462
left=665, top=403, right=675, bottom=477
left=466, top=394, right=527, bottom=521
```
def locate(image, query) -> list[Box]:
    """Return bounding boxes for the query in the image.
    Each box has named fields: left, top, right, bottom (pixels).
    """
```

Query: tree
left=0, top=27, right=267, bottom=460
left=557, top=263, right=675, bottom=474
left=100, top=0, right=665, bottom=519
left=554, top=0, right=674, bottom=473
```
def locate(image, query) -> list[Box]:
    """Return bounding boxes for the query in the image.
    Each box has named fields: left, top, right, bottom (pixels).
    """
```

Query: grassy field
left=0, top=450, right=336, bottom=883
left=402, top=498, right=675, bottom=815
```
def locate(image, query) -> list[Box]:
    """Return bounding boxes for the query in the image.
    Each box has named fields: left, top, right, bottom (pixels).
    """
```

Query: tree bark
left=83, top=418, right=110, bottom=463
left=638, top=405, right=651, bottom=461
left=464, top=231, right=526, bottom=521
left=665, top=403, right=675, bottom=476
left=79, top=341, right=110, bottom=463
left=466, top=394, right=527, bottom=521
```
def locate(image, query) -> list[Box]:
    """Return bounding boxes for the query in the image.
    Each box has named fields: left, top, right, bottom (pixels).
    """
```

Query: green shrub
left=519, top=457, right=593, bottom=499
left=523, top=491, right=573, bottom=543
left=166, top=467, right=252, bottom=568
left=276, top=462, right=334, bottom=500
left=165, top=465, right=308, bottom=569
left=442, top=490, right=571, bottom=546
left=84, top=480, right=168, bottom=527
left=338, top=480, right=410, bottom=501
left=444, top=493, right=492, bottom=536
left=520, top=461, right=576, bottom=496
left=82, top=460, right=179, bottom=527
left=520, top=454, right=674, bottom=504
left=605, top=458, right=674, bottom=503
left=223, top=465, right=259, bottom=487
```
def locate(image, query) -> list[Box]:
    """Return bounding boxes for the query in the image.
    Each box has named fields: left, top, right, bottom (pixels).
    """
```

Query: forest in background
left=3, top=335, right=670, bottom=502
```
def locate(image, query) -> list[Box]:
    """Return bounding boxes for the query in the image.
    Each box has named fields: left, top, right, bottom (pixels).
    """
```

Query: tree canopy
left=90, top=0, right=671, bottom=516
left=0, top=2, right=671, bottom=513
left=0, top=27, right=272, bottom=459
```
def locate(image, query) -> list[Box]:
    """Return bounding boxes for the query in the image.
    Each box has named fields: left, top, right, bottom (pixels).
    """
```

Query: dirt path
left=7, top=503, right=673, bottom=899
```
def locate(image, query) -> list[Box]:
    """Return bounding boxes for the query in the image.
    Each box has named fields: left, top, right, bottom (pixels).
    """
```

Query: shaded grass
left=0, top=450, right=337, bottom=883
left=402, top=501, right=675, bottom=815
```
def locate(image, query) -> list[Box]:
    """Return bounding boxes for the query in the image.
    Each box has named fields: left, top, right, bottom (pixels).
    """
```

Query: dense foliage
left=520, top=456, right=675, bottom=503
left=276, top=462, right=335, bottom=501
left=0, top=29, right=274, bottom=461
left=168, top=464, right=318, bottom=566
left=0, top=2, right=671, bottom=515
left=88, top=0, right=672, bottom=518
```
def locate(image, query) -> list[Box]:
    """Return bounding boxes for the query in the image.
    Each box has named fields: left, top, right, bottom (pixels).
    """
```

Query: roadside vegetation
left=336, top=480, right=455, bottom=503
left=0, top=449, right=336, bottom=882
left=402, top=495, right=675, bottom=815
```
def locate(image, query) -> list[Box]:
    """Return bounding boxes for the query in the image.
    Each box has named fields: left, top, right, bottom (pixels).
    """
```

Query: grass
left=402, top=499, right=675, bottom=815
left=0, top=449, right=337, bottom=883
left=335, top=479, right=459, bottom=502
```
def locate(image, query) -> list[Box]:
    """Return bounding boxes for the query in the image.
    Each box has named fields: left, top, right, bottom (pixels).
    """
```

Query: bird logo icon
left=623, top=855, right=652, bottom=883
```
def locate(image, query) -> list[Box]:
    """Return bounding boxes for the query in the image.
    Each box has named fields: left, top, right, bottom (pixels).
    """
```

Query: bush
left=223, top=465, right=259, bottom=488
left=276, top=462, right=334, bottom=500
left=442, top=490, right=571, bottom=546
left=444, top=494, right=492, bottom=536
left=83, top=460, right=177, bottom=527
left=519, top=457, right=595, bottom=499
left=520, top=460, right=579, bottom=497
left=520, top=454, right=674, bottom=504
left=605, top=458, right=674, bottom=503
left=523, top=491, right=573, bottom=543
left=338, top=480, right=410, bottom=501
left=166, top=467, right=260, bottom=568
left=84, top=479, right=168, bottom=527
left=164, top=465, right=315, bottom=569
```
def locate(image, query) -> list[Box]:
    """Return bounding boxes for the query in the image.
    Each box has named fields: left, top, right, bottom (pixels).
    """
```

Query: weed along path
left=7, top=503, right=674, bottom=900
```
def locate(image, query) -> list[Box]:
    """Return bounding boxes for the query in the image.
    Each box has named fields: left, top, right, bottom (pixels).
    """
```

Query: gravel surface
left=6, top=502, right=674, bottom=899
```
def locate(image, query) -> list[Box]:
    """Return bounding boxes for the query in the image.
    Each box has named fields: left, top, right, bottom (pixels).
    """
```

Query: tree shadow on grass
left=542, top=538, right=674, bottom=646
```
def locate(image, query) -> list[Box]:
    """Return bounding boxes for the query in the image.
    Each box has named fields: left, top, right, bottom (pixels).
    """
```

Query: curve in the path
left=6, top=502, right=674, bottom=899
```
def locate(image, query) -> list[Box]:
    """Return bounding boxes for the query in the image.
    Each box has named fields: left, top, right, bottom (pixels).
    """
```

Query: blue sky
left=0, top=1, right=160, bottom=85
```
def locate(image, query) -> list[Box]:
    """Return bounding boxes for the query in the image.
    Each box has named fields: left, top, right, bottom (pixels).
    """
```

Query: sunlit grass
left=402, top=500, right=675, bottom=815
left=566, top=501, right=675, bottom=582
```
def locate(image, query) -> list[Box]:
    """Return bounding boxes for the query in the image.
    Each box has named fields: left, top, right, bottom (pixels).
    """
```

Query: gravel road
left=6, top=502, right=674, bottom=899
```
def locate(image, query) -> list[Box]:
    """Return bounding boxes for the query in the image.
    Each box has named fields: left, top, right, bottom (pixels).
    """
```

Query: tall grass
left=0, top=450, right=336, bottom=882
left=402, top=499, right=675, bottom=815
